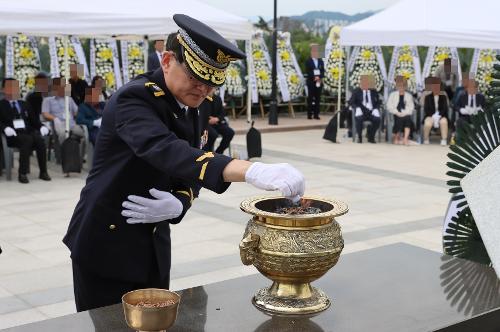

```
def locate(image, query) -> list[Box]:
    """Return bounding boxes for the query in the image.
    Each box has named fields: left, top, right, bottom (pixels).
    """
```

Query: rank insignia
left=145, top=82, right=165, bottom=97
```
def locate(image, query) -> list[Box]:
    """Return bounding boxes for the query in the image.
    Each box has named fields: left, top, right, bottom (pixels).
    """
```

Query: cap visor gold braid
left=176, top=34, right=226, bottom=87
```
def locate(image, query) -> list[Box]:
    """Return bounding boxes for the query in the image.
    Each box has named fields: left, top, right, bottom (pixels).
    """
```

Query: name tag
left=313, top=69, right=321, bottom=76
left=13, top=119, right=25, bottom=129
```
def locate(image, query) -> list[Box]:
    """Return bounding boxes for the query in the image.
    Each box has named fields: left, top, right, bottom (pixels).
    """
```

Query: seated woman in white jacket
left=387, top=76, right=415, bottom=145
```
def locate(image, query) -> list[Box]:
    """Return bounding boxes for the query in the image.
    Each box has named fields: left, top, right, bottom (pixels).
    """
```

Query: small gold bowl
left=122, top=288, right=180, bottom=332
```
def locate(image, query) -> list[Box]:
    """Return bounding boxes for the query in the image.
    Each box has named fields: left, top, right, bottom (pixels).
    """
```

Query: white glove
left=371, top=108, right=380, bottom=117
left=3, top=127, right=16, bottom=137
left=459, top=107, right=468, bottom=115
left=245, top=162, right=305, bottom=203
left=432, top=112, right=441, bottom=128
left=355, top=107, right=363, bottom=117
left=40, top=126, right=49, bottom=136
left=93, top=118, right=102, bottom=128
left=121, top=188, right=183, bottom=224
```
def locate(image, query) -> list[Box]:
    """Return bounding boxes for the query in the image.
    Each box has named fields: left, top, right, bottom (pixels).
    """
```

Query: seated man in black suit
left=455, top=79, right=485, bottom=139
left=147, top=39, right=165, bottom=72
left=199, top=90, right=234, bottom=155
left=350, top=75, right=381, bottom=143
left=422, top=77, right=449, bottom=146
left=0, top=78, right=51, bottom=183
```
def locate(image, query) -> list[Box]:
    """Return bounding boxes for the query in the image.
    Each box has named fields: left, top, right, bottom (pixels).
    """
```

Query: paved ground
left=0, top=127, right=451, bottom=329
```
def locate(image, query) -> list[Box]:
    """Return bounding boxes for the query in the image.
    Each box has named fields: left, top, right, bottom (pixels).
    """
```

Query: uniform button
left=153, top=226, right=157, bottom=234
left=109, top=224, right=117, bottom=230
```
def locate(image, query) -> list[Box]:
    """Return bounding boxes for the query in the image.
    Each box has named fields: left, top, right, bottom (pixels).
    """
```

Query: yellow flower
left=104, top=71, right=115, bottom=88
left=361, top=50, right=373, bottom=60
left=19, top=47, right=34, bottom=59
left=253, top=50, right=263, bottom=60
left=401, top=46, right=411, bottom=52
left=278, top=40, right=286, bottom=48
left=98, top=48, right=113, bottom=61
left=435, top=53, right=449, bottom=62
left=400, top=70, right=412, bottom=80
left=135, top=69, right=145, bottom=75
left=485, top=73, right=493, bottom=83
left=26, top=77, right=35, bottom=90
left=398, top=53, right=412, bottom=62
left=18, top=35, right=28, bottom=42
left=227, top=67, right=239, bottom=78
left=289, top=73, right=299, bottom=84
left=280, top=51, right=290, bottom=61
left=480, top=55, right=494, bottom=64
left=57, top=46, right=76, bottom=58
left=331, top=49, right=343, bottom=59
left=329, top=67, right=343, bottom=80
left=329, top=26, right=342, bottom=40
left=128, top=46, right=142, bottom=59
left=257, top=69, right=269, bottom=81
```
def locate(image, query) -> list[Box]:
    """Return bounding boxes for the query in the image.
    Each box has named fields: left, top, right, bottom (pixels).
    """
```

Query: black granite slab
left=3, top=243, right=500, bottom=332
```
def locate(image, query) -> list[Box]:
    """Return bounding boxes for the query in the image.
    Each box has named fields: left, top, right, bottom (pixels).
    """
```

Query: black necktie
left=469, top=95, right=473, bottom=107
left=11, top=101, right=19, bottom=113
left=364, top=91, right=369, bottom=104
left=397, top=95, right=405, bottom=112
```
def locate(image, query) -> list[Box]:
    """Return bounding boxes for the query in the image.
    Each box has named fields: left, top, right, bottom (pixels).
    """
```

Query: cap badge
left=217, top=49, right=238, bottom=64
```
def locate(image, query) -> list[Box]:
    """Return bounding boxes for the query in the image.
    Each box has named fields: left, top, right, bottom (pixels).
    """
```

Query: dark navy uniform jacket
left=63, top=69, right=232, bottom=283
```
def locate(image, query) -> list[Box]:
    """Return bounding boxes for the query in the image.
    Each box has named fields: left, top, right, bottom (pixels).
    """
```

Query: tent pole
left=336, top=47, right=342, bottom=142
left=144, top=36, right=149, bottom=72
left=345, top=47, right=353, bottom=142
left=64, top=35, right=70, bottom=139
left=246, top=39, right=252, bottom=124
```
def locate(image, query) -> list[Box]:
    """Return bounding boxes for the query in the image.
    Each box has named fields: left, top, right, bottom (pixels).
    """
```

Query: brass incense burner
left=239, top=196, right=348, bottom=316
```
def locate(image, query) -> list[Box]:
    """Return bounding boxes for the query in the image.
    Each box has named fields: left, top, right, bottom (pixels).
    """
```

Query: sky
left=197, top=0, right=399, bottom=19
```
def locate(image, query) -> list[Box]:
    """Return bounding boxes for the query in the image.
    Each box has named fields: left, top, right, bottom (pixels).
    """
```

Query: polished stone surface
left=3, top=243, right=500, bottom=332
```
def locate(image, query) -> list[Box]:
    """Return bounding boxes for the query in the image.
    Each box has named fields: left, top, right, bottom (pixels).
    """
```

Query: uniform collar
left=150, top=68, right=184, bottom=113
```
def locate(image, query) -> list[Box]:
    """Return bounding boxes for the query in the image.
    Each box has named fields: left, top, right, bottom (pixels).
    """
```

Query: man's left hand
left=208, top=116, right=219, bottom=125
left=121, top=189, right=183, bottom=224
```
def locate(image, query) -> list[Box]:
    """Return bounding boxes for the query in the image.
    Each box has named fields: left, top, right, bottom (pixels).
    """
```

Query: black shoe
left=18, top=174, right=29, bottom=184
left=307, top=115, right=312, bottom=119
left=357, top=138, right=363, bottom=144
left=39, top=172, right=51, bottom=181
left=368, top=139, right=376, bottom=144
left=314, top=116, right=320, bottom=120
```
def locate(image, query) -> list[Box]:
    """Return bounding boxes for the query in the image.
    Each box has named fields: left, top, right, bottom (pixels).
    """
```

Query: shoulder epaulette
left=145, top=82, right=165, bottom=97
left=205, top=95, right=213, bottom=102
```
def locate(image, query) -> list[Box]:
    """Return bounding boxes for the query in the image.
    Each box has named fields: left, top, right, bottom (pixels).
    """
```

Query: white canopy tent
left=0, top=0, right=254, bottom=126
left=340, top=0, right=500, bottom=48
left=0, top=0, right=252, bottom=40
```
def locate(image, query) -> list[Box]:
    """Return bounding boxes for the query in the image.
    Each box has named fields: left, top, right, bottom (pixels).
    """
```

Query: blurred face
left=360, top=75, right=370, bottom=90
left=35, top=77, right=50, bottom=93
left=52, top=79, right=67, bottom=97
left=3, top=80, right=20, bottom=100
left=94, top=77, right=106, bottom=90
left=84, top=87, right=101, bottom=104
left=395, top=76, right=407, bottom=93
left=162, top=51, right=215, bottom=108
left=431, top=83, right=441, bottom=96
left=310, top=45, right=319, bottom=58
left=467, top=80, right=478, bottom=95
left=155, top=40, right=165, bottom=53
left=70, top=64, right=84, bottom=79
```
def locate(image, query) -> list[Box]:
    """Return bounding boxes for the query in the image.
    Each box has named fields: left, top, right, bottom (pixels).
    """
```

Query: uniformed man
left=63, top=14, right=305, bottom=312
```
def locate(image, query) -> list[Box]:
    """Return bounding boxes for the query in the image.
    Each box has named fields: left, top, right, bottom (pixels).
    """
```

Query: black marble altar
left=3, top=243, right=500, bottom=332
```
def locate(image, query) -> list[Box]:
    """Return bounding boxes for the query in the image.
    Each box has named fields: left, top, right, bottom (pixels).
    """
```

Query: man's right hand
left=245, top=162, right=305, bottom=203
left=3, top=127, right=16, bottom=137
left=208, top=116, right=219, bottom=125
